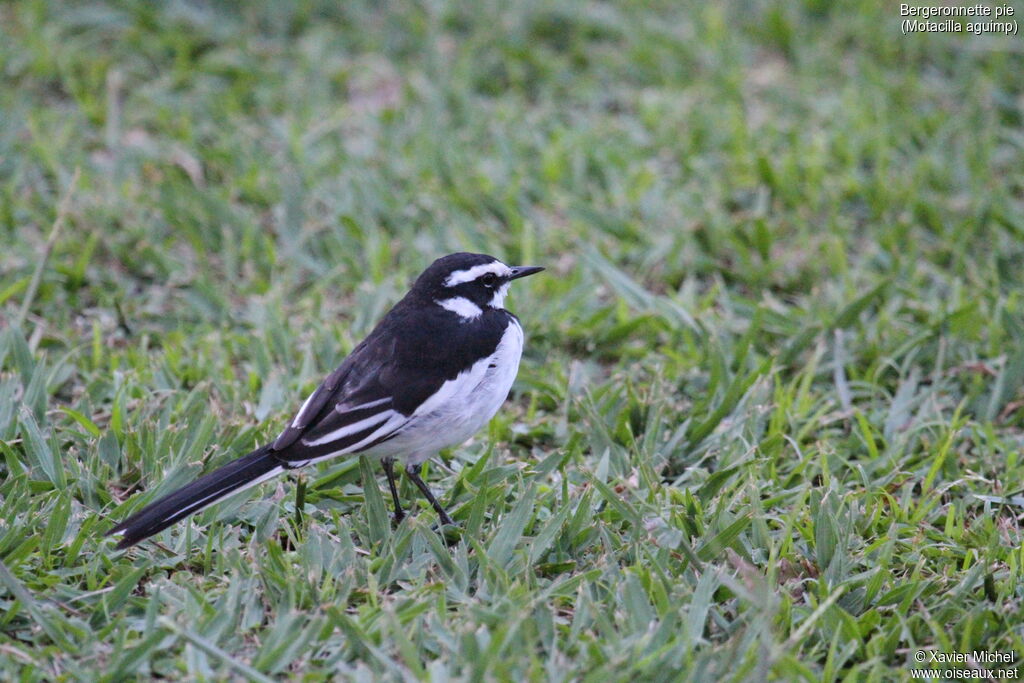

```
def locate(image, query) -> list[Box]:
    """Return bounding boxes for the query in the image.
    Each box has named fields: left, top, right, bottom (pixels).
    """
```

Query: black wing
left=270, top=300, right=510, bottom=465
left=270, top=332, right=409, bottom=463
left=270, top=336, right=388, bottom=453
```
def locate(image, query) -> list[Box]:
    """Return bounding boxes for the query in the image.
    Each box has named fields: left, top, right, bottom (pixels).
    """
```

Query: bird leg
left=405, top=463, right=455, bottom=526
left=381, top=458, right=405, bottom=523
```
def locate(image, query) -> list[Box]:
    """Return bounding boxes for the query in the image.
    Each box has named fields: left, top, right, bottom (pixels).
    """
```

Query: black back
left=271, top=253, right=516, bottom=461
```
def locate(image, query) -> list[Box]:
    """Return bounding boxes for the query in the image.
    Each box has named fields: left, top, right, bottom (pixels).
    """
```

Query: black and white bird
left=107, top=253, right=543, bottom=549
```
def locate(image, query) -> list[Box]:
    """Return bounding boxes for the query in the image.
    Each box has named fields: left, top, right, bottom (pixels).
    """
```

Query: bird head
left=413, top=252, right=544, bottom=318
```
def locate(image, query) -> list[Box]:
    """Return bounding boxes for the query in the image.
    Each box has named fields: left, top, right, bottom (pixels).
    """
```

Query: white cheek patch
left=444, top=262, right=511, bottom=287
left=437, top=296, right=483, bottom=319
left=489, top=282, right=510, bottom=309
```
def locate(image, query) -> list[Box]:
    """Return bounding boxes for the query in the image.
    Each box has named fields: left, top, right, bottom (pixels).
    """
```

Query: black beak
left=509, top=265, right=545, bottom=280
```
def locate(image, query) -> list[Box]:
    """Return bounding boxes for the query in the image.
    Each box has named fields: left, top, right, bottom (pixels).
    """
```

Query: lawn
left=2, top=0, right=1024, bottom=680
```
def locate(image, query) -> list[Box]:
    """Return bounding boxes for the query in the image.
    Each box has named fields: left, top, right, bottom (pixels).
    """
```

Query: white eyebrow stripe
left=444, top=262, right=511, bottom=287
left=437, top=297, right=483, bottom=319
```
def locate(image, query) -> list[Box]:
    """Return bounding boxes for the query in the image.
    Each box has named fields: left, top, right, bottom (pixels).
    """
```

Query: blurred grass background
left=2, top=0, right=1024, bottom=680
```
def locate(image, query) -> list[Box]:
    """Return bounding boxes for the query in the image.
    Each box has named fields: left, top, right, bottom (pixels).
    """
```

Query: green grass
left=2, top=0, right=1024, bottom=680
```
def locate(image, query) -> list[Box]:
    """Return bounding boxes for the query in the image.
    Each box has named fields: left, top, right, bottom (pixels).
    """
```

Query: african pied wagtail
left=107, top=253, right=543, bottom=549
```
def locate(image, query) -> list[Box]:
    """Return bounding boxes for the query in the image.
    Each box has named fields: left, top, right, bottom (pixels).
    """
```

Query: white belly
left=369, top=320, right=524, bottom=464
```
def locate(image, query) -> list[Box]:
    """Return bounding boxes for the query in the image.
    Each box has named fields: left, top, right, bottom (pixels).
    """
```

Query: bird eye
left=480, top=273, right=498, bottom=287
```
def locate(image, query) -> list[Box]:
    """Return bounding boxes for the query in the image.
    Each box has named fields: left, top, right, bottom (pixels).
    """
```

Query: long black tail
left=106, top=445, right=285, bottom=549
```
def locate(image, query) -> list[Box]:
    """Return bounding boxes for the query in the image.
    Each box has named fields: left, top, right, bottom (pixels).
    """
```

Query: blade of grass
left=159, top=617, right=275, bottom=683
left=16, top=167, right=80, bottom=327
